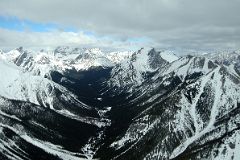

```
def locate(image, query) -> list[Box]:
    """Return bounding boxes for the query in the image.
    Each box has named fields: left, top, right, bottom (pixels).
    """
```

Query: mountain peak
left=159, top=50, right=179, bottom=63
left=16, top=46, right=24, bottom=53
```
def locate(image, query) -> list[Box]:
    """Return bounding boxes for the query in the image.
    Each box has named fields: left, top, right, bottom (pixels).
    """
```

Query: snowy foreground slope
left=0, top=47, right=240, bottom=160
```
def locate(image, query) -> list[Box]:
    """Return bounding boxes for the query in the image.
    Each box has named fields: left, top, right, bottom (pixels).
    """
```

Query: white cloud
left=0, top=28, right=151, bottom=51
left=0, top=0, right=240, bottom=51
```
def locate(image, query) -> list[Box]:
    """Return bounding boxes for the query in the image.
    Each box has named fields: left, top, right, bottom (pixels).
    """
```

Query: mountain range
left=0, top=46, right=240, bottom=160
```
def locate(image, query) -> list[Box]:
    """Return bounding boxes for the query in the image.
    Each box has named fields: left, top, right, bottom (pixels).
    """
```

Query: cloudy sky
left=0, top=0, right=240, bottom=51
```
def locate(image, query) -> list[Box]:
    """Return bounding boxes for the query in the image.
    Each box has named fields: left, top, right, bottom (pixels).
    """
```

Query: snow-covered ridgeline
left=0, top=47, right=134, bottom=75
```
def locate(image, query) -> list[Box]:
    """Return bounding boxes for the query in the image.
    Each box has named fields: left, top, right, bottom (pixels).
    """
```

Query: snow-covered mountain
left=0, top=50, right=112, bottom=159
left=1, top=47, right=240, bottom=160
left=206, top=50, right=240, bottom=65
left=106, top=51, right=134, bottom=63
left=96, top=50, right=240, bottom=160
left=103, top=55, right=240, bottom=160
left=108, top=48, right=178, bottom=91
left=206, top=50, right=240, bottom=77
left=0, top=47, right=132, bottom=78
left=0, top=55, right=110, bottom=126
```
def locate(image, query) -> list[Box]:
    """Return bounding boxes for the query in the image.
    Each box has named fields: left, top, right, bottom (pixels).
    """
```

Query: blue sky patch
left=0, top=16, right=77, bottom=32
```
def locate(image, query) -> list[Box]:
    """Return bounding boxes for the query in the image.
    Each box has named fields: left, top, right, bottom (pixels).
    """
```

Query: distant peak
left=159, top=50, right=179, bottom=63
left=86, top=48, right=103, bottom=54
left=16, top=46, right=24, bottom=53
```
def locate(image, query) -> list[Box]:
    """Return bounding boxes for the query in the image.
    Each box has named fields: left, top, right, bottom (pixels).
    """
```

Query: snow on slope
left=106, top=51, right=134, bottom=63
left=160, top=50, right=178, bottom=63
left=108, top=55, right=240, bottom=160
left=4, top=49, right=22, bottom=62
left=0, top=54, right=111, bottom=128
left=73, top=53, right=114, bottom=70
left=169, top=66, right=240, bottom=159
left=108, top=48, right=153, bottom=89
left=0, top=123, right=87, bottom=160
left=2, top=47, right=180, bottom=80
left=108, top=48, right=179, bottom=90
left=1, top=47, right=120, bottom=77
left=0, top=58, right=24, bottom=100
left=154, top=56, right=216, bottom=81
left=0, top=58, right=54, bottom=105
left=0, top=58, right=64, bottom=105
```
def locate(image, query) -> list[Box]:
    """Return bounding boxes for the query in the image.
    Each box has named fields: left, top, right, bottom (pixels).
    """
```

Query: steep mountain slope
left=97, top=55, right=240, bottom=160
left=0, top=49, right=114, bottom=160
left=207, top=50, right=240, bottom=77
left=0, top=96, right=95, bottom=160
left=0, top=57, right=110, bottom=126
left=108, top=48, right=178, bottom=91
